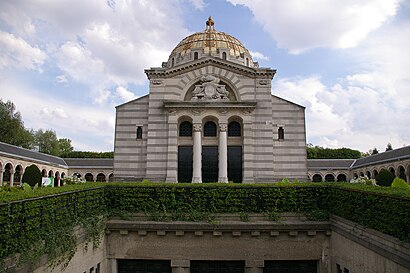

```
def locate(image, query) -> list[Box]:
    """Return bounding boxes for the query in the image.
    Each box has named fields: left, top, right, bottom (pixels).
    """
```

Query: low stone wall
left=330, top=216, right=410, bottom=273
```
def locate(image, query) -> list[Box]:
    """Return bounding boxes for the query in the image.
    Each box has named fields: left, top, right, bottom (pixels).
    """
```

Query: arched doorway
left=54, top=172, right=60, bottom=187
left=3, top=163, right=13, bottom=185
left=96, top=173, right=106, bottom=182
left=325, top=174, right=335, bottom=182
left=85, top=173, right=94, bottom=182
left=337, top=173, right=347, bottom=182
left=14, top=165, right=23, bottom=185
left=108, top=173, right=114, bottom=182
left=312, top=174, right=322, bottom=182
left=372, top=170, right=378, bottom=179
left=398, top=166, right=406, bottom=181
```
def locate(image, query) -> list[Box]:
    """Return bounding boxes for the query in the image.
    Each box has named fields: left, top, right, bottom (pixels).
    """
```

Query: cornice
left=163, top=100, right=257, bottom=112
left=145, top=57, right=276, bottom=79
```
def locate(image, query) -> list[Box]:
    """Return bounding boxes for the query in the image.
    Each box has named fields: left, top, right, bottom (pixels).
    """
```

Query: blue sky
left=0, top=0, right=409, bottom=152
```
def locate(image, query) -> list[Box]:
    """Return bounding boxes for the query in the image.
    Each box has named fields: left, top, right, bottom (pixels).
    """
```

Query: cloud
left=116, top=86, right=136, bottom=102
left=227, top=0, right=401, bottom=53
left=55, top=75, right=68, bottom=84
left=0, top=30, right=47, bottom=71
left=249, top=51, right=269, bottom=61
left=187, top=0, right=207, bottom=10
left=40, top=107, right=68, bottom=119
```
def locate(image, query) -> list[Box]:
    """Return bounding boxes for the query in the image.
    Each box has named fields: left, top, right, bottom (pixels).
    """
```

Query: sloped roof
left=307, top=159, right=355, bottom=170
left=0, top=141, right=67, bottom=166
left=64, top=158, right=113, bottom=168
left=352, top=146, right=410, bottom=169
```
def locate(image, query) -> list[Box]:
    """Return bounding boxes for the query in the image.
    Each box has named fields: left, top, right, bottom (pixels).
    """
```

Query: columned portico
left=218, top=123, right=228, bottom=183
left=192, top=123, right=202, bottom=183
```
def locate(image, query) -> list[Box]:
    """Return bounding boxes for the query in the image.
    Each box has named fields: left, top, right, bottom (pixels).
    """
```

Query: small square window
left=278, top=126, right=284, bottom=140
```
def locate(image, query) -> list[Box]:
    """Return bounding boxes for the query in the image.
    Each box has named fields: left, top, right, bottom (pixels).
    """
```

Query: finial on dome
left=206, top=16, right=215, bottom=31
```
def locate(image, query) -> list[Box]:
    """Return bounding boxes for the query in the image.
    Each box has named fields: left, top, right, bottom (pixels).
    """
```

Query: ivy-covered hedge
left=0, top=186, right=106, bottom=271
left=0, top=182, right=409, bottom=271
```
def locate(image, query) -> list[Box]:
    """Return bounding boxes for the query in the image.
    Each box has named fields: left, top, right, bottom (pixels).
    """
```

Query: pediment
left=145, top=57, right=275, bottom=79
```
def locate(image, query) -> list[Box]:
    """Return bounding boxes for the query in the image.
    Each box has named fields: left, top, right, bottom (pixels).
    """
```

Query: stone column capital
left=193, top=124, right=202, bottom=132
left=219, top=123, right=227, bottom=132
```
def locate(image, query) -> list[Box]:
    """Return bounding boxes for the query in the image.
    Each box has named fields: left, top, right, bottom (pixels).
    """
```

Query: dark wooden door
left=228, top=146, right=242, bottom=183
left=178, top=146, right=193, bottom=182
left=202, top=146, right=218, bottom=182
left=191, top=261, right=245, bottom=273
left=117, top=259, right=171, bottom=273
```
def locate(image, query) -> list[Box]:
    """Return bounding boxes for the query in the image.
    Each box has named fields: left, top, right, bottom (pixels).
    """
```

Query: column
left=406, top=170, right=410, bottom=185
left=218, top=123, right=228, bottom=183
left=0, top=169, right=3, bottom=186
left=171, top=259, right=190, bottom=273
left=245, top=260, right=264, bottom=273
left=9, top=170, right=14, bottom=187
left=192, top=123, right=202, bottom=183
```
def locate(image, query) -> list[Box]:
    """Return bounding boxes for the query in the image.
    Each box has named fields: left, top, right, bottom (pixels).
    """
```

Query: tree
left=60, top=151, right=114, bottom=158
left=22, top=164, right=42, bottom=187
left=58, top=138, right=74, bottom=155
left=371, top=148, right=379, bottom=155
left=375, top=168, right=395, bottom=186
left=35, top=129, right=60, bottom=156
left=306, top=145, right=362, bottom=159
left=0, top=100, right=35, bottom=148
left=385, top=143, right=393, bottom=151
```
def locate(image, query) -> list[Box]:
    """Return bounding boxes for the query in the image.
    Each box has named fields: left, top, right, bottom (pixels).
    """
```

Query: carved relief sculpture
left=191, top=75, right=229, bottom=101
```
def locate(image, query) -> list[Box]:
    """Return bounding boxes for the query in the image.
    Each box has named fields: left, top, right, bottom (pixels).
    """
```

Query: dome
left=166, top=17, right=257, bottom=68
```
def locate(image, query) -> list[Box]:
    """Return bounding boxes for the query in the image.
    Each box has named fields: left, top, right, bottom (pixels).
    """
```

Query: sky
left=0, top=0, right=409, bottom=153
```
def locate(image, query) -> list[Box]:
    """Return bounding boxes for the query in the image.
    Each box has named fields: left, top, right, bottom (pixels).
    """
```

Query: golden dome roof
left=167, top=17, right=254, bottom=68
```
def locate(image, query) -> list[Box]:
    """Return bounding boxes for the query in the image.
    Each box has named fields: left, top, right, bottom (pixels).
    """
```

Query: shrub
left=375, top=168, right=395, bottom=186
left=21, top=164, right=42, bottom=187
left=391, top=178, right=409, bottom=189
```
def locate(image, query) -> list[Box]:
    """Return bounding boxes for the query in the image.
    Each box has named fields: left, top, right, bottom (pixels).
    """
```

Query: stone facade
left=113, top=21, right=308, bottom=183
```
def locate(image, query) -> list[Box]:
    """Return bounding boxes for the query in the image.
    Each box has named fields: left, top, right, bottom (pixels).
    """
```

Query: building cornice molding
left=163, top=100, right=257, bottom=112
left=145, top=57, right=276, bottom=79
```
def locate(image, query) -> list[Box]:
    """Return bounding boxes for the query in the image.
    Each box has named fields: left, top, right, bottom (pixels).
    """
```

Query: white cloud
left=187, top=0, right=207, bottom=10
left=249, top=51, right=269, bottom=61
left=0, top=30, right=47, bottom=71
left=55, top=75, right=68, bottom=84
left=116, top=86, right=136, bottom=102
left=228, top=0, right=401, bottom=53
left=40, top=107, right=68, bottom=119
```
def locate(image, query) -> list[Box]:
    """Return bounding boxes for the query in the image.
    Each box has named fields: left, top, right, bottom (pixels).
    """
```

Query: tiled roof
left=64, top=158, right=113, bottom=168
left=352, top=145, right=410, bottom=169
left=307, top=159, right=355, bottom=170
left=0, top=141, right=67, bottom=166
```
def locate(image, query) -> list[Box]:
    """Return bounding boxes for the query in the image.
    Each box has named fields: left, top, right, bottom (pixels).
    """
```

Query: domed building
left=113, top=17, right=308, bottom=183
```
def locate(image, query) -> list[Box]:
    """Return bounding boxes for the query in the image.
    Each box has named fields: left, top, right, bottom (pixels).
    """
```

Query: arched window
left=179, top=121, right=193, bottom=137
left=278, top=127, right=284, bottom=140
left=194, top=52, right=199, bottom=60
left=204, top=121, right=217, bottom=137
left=389, top=167, right=395, bottom=176
left=372, top=170, right=378, bottom=179
left=136, top=126, right=143, bottom=139
left=222, top=52, right=227, bottom=60
left=96, top=173, right=106, bottom=182
left=366, top=171, right=371, bottom=178
left=228, top=121, right=241, bottom=137
left=398, top=166, right=406, bottom=181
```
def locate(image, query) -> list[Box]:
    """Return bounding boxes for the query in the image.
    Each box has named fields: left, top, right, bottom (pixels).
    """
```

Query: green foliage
left=306, top=144, right=362, bottom=159
left=0, top=100, right=35, bottom=149
left=35, top=129, right=60, bottom=156
left=21, top=164, right=42, bottom=187
left=58, top=138, right=74, bottom=155
left=376, top=168, right=395, bottom=186
left=391, top=178, right=409, bottom=189
left=60, top=151, right=114, bottom=158
left=0, top=182, right=409, bottom=272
